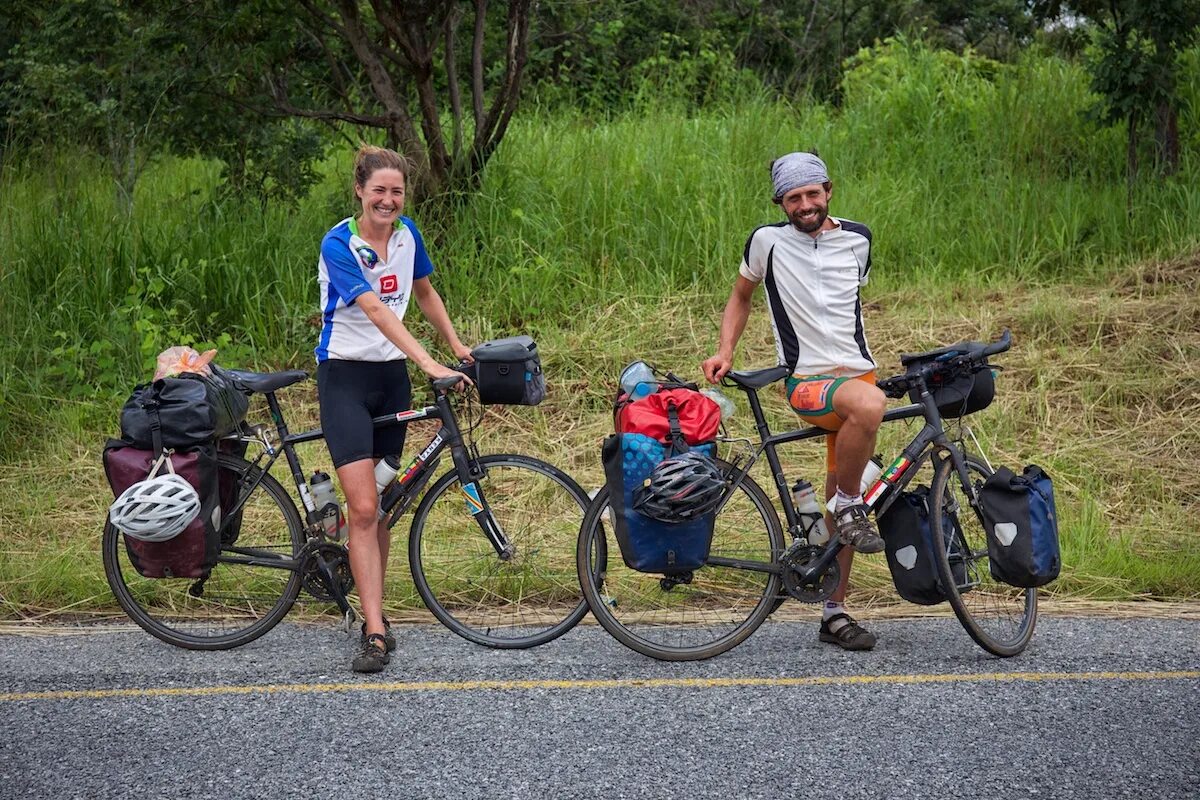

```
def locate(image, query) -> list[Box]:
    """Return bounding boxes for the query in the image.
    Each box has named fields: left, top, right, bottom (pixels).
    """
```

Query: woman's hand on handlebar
left=425, top=361, right=472, bottom=392
left=452, top=342, right=475, bottom=365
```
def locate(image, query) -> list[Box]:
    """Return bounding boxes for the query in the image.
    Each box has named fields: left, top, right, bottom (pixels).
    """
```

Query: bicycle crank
left=780, top=544, right=841, bottom=603
left=300, top=542, right=355, bottom=604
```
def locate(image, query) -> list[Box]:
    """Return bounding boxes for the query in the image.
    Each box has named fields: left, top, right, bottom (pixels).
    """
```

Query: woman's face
left=355, top=167, right=406, bottom=228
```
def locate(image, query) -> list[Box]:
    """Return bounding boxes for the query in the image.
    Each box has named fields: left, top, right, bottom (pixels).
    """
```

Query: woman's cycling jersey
left=739, top=217, right=875, bottom=376
left=315, top=216, right=433, bottom=363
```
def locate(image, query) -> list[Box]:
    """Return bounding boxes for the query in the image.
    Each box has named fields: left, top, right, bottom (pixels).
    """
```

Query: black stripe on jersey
left=743, top=221, right=790, bottom=266
left=839, top=219, right=873, bottom=280
left=853, top=289, right=873, bottom=364
left=763, top=244, right=799, bottom=369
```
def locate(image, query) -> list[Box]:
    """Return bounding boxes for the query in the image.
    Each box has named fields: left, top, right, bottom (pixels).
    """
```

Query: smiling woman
left=315, top=144, right=476, bottom=673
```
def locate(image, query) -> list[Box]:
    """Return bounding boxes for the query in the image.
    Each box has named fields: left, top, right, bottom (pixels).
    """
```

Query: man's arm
left=701, top=275, right=758, bottom=383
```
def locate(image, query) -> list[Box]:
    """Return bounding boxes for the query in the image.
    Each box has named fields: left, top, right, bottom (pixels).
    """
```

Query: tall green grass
left=2, top=41, right=1196, bottom=429
left=1, top=40, right=1198, bottom=612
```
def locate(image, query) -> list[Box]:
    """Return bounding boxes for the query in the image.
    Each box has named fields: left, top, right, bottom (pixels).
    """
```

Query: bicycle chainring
left=299, top=543, right=355, bottom=602
left=780, top=544, right=841, bottom=603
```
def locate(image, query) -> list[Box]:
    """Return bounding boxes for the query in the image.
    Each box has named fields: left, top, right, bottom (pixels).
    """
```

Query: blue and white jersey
left=314, top=216, right=434, bottom=363
left=740, top=217, right=875, bottom=376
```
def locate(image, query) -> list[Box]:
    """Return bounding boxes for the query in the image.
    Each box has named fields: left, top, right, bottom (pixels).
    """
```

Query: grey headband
left=771, top=152, right=829, bottom=199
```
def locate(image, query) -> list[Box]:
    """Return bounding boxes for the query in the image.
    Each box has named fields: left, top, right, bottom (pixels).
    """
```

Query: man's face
left=778, top=182, right=831, bottom=234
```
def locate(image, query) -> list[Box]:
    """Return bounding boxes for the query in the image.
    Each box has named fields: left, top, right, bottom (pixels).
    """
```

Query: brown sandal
left=819, top=613, right=877, bottom=651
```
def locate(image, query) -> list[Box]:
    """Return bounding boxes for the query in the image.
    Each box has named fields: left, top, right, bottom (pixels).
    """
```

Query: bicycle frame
left=214, top=385, right=516, bottom=575
left=707, top=375, right=982, bottom=585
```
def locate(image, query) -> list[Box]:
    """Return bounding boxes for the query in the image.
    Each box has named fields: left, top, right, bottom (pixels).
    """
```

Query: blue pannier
left=980, top=464, right=1061, bottom=588
left=601, top=433, right=717, bottom=575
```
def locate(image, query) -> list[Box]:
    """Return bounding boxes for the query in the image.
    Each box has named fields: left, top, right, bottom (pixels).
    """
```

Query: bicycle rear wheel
left=408, top=454, right=591, bottom=648
left=576, top=463, right=784, bottom=661
left=102, top=454, right=304, bottom=650
left=930, top=454, right=1037, bottom=656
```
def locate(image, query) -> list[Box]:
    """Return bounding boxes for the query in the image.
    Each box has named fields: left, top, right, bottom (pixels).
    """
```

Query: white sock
left=834, top=489, right=862, bottom=512
left=823, top=601, right=846, bottom=621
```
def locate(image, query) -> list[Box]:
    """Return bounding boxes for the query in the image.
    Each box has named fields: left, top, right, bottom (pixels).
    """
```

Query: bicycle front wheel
left=930, top=454, right=1037, bottom=657
left=102, top=454, right=304, bottom=650
left=408, top=454, right=591, bottom=649
left=576, top=463, right=784, bottom=661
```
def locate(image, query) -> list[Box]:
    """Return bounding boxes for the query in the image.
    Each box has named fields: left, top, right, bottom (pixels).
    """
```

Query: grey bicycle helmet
left=109, top=472, right=201, bottom=542
left=634, top=451, right=726, bottom=522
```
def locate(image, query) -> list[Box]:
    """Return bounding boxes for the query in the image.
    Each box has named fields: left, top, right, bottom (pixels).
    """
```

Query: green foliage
left=1, top=43, right=1198, bottom=454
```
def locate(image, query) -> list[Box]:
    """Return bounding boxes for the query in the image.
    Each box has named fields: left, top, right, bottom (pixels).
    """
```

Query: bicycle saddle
left=724, top=365, right=790, bottom=390
left=224, top=368, right=309, bottom=394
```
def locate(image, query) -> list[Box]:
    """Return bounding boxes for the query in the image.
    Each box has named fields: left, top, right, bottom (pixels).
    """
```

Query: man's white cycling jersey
left=739, top=217, right=875, bottom=376
left=315, top=216, right=433, bottom=363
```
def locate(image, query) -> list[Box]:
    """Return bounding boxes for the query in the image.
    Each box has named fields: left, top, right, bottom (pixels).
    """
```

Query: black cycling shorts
left=317, top=359, right=412, bottom=468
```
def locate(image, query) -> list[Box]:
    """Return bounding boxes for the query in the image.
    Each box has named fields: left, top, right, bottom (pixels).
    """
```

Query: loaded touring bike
left=104, top=370, right=590, bottom=650
left=576, top=330, right=1037, bottom=661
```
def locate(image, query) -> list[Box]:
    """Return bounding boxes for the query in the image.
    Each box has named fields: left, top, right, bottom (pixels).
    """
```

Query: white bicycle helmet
left=109, top=460, right=201, bottom=542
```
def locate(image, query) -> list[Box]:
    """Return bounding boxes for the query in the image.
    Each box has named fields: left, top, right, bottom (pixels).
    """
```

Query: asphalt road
left=1, top=616, right=1196, bottom=800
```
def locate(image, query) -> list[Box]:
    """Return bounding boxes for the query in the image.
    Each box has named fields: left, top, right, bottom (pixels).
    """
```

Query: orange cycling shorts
left=784, top=371, right=877, bottom=473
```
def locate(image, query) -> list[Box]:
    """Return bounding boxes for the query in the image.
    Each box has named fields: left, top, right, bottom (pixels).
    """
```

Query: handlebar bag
left=601, top=433, right=717, bottom=575
left=468, top=335, right=545, bottom=405
left=120, top=364, right=250, bottom=449
left=979, top=464, right=1061, bottom=587
left=904, top=350, right=995, bottom=418
left=102, top=439, right=221, bottom=579
left=878, top=486, right=969, bottom=605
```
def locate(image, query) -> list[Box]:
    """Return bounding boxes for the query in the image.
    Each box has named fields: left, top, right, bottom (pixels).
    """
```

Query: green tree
left=191, top=0, right=536, bottom=203
left=2, top=0, right=187, bottom=211
left=1036, top=0, right=1200, bottom=179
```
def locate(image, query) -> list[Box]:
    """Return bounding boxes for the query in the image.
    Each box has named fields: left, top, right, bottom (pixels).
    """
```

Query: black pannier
left=980, top=464, right=1061, bottom=588
left=466, top=335, right=546, bottom=406
left=120, top=365, right=250, bottom=449
left=878, top=487, right=969, bottom=605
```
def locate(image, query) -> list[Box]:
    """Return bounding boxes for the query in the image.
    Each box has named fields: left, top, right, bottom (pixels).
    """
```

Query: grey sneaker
left=352, top=633, right=390, bottom=673
left=834, top=504, right=885, bottom=554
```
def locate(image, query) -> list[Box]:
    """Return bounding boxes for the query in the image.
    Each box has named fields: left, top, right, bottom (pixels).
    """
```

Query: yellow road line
left=2, top=670, right=1197, bottom=703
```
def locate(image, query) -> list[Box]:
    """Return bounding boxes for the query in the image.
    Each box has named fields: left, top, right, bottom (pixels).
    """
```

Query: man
left=701, top=151, right=887, bottom=651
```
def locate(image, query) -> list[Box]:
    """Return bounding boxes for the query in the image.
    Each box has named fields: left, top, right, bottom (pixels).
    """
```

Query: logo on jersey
left=355, top=246, right=380, bottom=269
left=379, top=275, right=399, bottom=293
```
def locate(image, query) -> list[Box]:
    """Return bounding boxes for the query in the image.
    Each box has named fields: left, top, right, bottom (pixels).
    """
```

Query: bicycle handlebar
left=877, top=329, right=1011, bottom=398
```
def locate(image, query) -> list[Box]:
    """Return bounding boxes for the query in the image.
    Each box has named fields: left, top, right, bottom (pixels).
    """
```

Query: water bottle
left=310, top=470, right=344, bottom=540
left=701, top=387, right=735, bottom=419
left=374, top=455, right=401, bottom=494
left=792, top=479, right=829, bottom=545
left=619, top=360, right=657, bottom=401
left=374, top=455, right=402, bottom=521
left=826, top=456, right=885, bottom=513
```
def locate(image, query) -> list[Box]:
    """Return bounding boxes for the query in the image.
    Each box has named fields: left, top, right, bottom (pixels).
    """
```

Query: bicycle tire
left=576, top=460, right=784, bottom=661
left=408, top=454, right=591, bottom=649
left=103, top=454, right=304, bottom=650
left=929, top=453, right=1037, bottom=657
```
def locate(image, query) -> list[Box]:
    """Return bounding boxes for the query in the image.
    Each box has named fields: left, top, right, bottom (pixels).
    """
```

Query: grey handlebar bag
left=466, top=336, right=546, bottom=406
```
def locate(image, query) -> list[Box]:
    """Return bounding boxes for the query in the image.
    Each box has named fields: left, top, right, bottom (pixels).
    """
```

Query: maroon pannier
left=103, top=440, right=220, bottom=578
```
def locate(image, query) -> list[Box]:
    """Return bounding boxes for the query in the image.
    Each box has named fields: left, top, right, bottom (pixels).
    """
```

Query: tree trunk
left=1154, top=101, right=1180, bottom=176
left=1125, top=110, right=1139, bottom=215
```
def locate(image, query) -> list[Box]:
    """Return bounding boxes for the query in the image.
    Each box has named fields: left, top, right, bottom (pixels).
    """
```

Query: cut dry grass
left=1, top=253, right=1198, bottom=620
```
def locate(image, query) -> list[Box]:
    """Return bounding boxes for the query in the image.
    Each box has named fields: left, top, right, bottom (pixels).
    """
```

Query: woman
left=316, top=145, right=472, bottom=672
